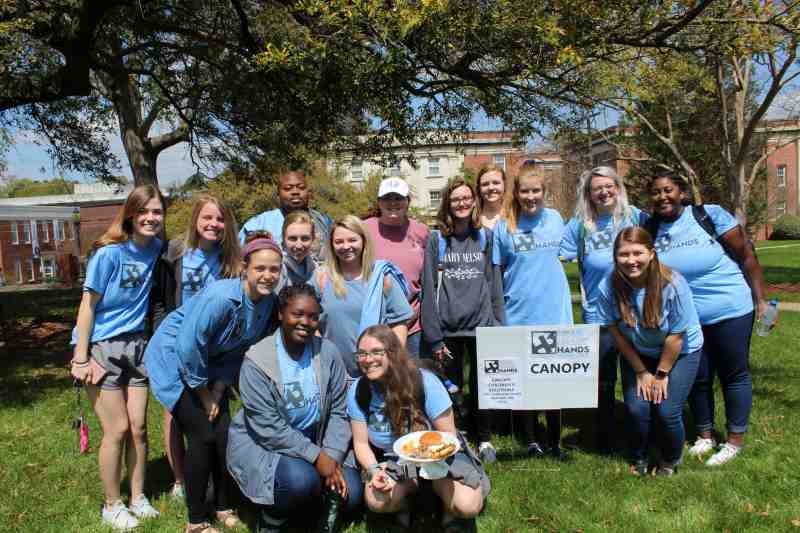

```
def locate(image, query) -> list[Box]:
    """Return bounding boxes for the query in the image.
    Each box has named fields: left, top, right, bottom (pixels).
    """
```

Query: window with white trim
left=23, top=222, right=31, bottom=244
left=42, top=257, right=57, bottom=280
left=777, top=165, right=786, bottom=188
left=428, top=157, right=440, bottom=176
left=429, top=190, right=442, bottom=208
left=40, top=221, right=49, bottom=242
left=350, top=160, right=363, bottom=182
left=493, top=153, right=506, bottom=170
left=15, top=259, right=23, bottom=284
left=54, top=220, right=65, bottom=241
left=11, top=222, right=19, bottom=244
left=776, top=202, right=786, bottom=217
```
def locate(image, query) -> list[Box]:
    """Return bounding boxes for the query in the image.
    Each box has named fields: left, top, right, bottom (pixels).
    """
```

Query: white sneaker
left=478, top=441, right=497, bottom=464
left=688, top=437, right=717, bottom=457
left=706, top=442, right=741, bottom=466
left=169, top=483, right=185, bottom=500
left=101, top=500, right=139, bottom=531
left=129, top=494, right=160, bottom=519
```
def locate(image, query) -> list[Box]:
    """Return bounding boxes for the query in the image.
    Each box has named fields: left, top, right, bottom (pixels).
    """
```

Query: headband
left=241, top=238, right=282, bottom=260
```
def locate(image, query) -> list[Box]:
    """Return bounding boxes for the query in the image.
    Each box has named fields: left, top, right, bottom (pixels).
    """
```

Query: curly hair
left=356, top=325, right=427, bottom=434
left=278, top=282, right=322, bottom=313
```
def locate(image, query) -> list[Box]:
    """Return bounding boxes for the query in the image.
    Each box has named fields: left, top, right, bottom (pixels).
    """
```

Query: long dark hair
left=436, top=176, right=481, bottom=236
left=611, top=227, right=673, bottom=328
left=356, top=325, right=427, bottom=434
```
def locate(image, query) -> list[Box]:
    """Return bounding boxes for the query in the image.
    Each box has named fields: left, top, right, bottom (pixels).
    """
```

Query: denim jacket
left=227, top=332, right=354, bottom=506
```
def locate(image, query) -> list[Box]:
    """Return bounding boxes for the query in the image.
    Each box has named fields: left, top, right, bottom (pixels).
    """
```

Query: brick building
left=332, top=131, right=570, bottom=214
left=0, top=206, right=80, bottom=285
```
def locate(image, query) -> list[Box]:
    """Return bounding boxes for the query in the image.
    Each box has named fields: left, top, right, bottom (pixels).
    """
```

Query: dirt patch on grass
left=1, top=318, right=72, bottom=350
left=767, top=283, right=800, bottom=293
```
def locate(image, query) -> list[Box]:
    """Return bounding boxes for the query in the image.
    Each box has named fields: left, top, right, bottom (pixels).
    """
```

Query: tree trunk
left=730, top=163, right=748, bottom=229
left=121, top=128, right=159, bottom=187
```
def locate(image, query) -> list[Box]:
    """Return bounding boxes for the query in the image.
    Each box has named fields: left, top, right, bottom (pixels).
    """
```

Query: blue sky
left=4, top=128, right=207, bottom=187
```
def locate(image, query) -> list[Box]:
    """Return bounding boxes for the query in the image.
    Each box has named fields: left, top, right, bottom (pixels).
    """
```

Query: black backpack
left=355, top=369, right=427, bottom=434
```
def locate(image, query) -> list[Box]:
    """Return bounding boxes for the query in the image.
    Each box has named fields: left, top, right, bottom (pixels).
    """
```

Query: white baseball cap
left=378, top=177, right=410, bottom=198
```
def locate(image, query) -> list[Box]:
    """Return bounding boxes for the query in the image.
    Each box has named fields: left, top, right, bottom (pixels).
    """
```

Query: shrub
left=771, top=214, right=800, bottom=240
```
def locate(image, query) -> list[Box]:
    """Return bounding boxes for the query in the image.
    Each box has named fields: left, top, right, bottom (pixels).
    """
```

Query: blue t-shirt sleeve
left=421, top=369, right=452, bottom=421
left=491, top=221, right=508, bottom=267
left=383, top=278, right=414, bottom=324
left=84, top=246, right=117, bottom=295
left=346, top=378, right=368, bottom=422
left=594, top=279, right=618, bottom=327
left=706, top=205, right=738, bottom=235
left=666, top=275, right=694, bottom=335
left=559, top=219, right=579, bottom=261
left=175, top=294, right=231, bottom=389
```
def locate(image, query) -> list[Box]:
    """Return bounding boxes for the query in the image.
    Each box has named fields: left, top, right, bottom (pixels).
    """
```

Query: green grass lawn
left=1, top=299, right=799, bottom=531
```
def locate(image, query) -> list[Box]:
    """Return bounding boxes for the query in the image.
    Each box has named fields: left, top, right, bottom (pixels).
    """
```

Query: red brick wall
left=765, top=140, right=798, bottom=218
left=79, top=203, right=123, bottom=258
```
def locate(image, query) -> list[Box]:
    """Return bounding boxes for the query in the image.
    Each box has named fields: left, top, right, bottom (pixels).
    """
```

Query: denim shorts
left=90, top=331, right=149, bottom=390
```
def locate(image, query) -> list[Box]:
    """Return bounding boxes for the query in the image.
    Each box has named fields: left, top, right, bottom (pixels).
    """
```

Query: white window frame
left=776, top=201, right=786, bottom=217
left=428, top=157, right=441, bottom=177
left=40, top=221, right=49, bottom=243
left=777, top=165, right=786, bottom=188
left=26, top=258, right=35, bottom=282
left=23, top=222, right=31, bottom=244
left=350, top=160, right=363, bottom=182
left=11, top=222, right=19, bottom=245
left=54, top=220, right=65, bottom=242
left=41, top=256, right=57, bottom=280
left=429, top=190, right=442, bottom=208
left=15, top=259, right=23, bottom=283
left=493, top=153, right=506, bottom=171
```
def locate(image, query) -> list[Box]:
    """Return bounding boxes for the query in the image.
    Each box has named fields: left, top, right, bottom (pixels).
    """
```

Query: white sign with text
left=476, top=325, right=599, bottom=410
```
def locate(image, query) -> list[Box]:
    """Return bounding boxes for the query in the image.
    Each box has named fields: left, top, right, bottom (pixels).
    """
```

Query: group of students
left=68, top=163, right=766, bottom=532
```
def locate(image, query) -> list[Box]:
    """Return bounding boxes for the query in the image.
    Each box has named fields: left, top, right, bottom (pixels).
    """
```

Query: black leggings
left=172, top=388, right=233, bottom=524
left=441, top=337, right=492, bottom=443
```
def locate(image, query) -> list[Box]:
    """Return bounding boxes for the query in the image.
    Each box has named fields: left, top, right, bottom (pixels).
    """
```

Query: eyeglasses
left=354, top=349, right=387, bottom=360
left=450, top=196, right=474, bottom=206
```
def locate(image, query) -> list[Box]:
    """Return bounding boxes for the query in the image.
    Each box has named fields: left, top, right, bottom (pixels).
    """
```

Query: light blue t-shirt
left=560, top=208, right=643, bottom=324
left=312, top=274, right=414, bottom=377
left=346, top=369, right=452, bottom=451
left=181, top=247, right=222, bottom=304
left=493, top=209, right=573, bottom=326
left=239, top=208, right=285, bottom=245
left=651, top=205, right=752, bottom=325
left=144, top=278, right=276, bottom=411
left=276, top=334, right=320, bottom=438
left=73, top=238, right=162, bottom=344
left=595, top=271, right=703, bottom=358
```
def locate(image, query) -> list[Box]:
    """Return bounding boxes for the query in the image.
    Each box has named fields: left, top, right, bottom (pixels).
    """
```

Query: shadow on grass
left=0, top=348, right=73, bottom=407
left=0, top=287, right=81, bottom=322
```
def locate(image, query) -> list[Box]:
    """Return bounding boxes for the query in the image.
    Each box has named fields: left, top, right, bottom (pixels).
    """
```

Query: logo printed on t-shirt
left=653, top=233, right=672, bottom=254
left=120, top=263, right=144, bottom=289
left=512, top=231, right=536, bottom=252
left=184, top=267, right=205, bottom=293
left=368, top=407, right=391, bottom=433
left=284, top=381, right=307, bottom=410
left=589, top=229, right=614, bottom=252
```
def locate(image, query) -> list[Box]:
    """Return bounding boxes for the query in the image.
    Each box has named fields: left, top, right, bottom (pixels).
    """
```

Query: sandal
left=215, top=510, right=244, bottom=529
left=186, top=522, right=221, bottom=533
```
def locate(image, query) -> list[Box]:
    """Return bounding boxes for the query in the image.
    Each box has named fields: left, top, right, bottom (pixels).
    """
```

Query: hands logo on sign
left=484, top=360, right=500, bottom=373
left=531, top=331, right=557, bottom=354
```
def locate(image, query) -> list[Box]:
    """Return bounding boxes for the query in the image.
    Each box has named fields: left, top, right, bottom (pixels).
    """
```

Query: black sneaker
left=527, top=441, right=546, bottom=458
left=548, top=446, right=570, bottom=462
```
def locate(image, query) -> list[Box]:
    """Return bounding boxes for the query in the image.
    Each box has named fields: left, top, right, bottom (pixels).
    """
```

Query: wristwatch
left=655, top=369, right=670, bottom=379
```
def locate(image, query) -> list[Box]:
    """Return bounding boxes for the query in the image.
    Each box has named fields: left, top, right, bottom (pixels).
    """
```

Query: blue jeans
left=621, top=349, right=700, bottom=465
left=689, top=312, right=754, bottom=434
left=597, top=329, right=620, bottom=449
left=258, top=456, right=362, bottom=529
left=406, top=331, right=425, bottom=359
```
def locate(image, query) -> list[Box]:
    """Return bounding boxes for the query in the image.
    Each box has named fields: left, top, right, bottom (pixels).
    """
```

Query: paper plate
left=392, top=431, right=460, bottom=464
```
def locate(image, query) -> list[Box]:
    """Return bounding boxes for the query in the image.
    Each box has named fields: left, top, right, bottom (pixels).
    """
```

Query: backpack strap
left=477, top=227, right=487, bottom=252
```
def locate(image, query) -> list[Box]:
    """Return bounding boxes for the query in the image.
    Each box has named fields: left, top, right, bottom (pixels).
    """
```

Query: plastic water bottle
left=757, top=299, right=779, bottom=337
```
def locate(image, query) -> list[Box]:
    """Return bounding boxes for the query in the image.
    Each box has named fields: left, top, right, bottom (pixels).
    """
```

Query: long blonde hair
left=503, top=165, right=547, bottom=233
left=611, top=227, right=673, bottom=329
left=181, top=194, right=241, bottom=278
left=325, top=215, right=375, bottom=298
left=91, top=185, right=165, bottom=254
left=574, top=166, right=632, bottom=233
